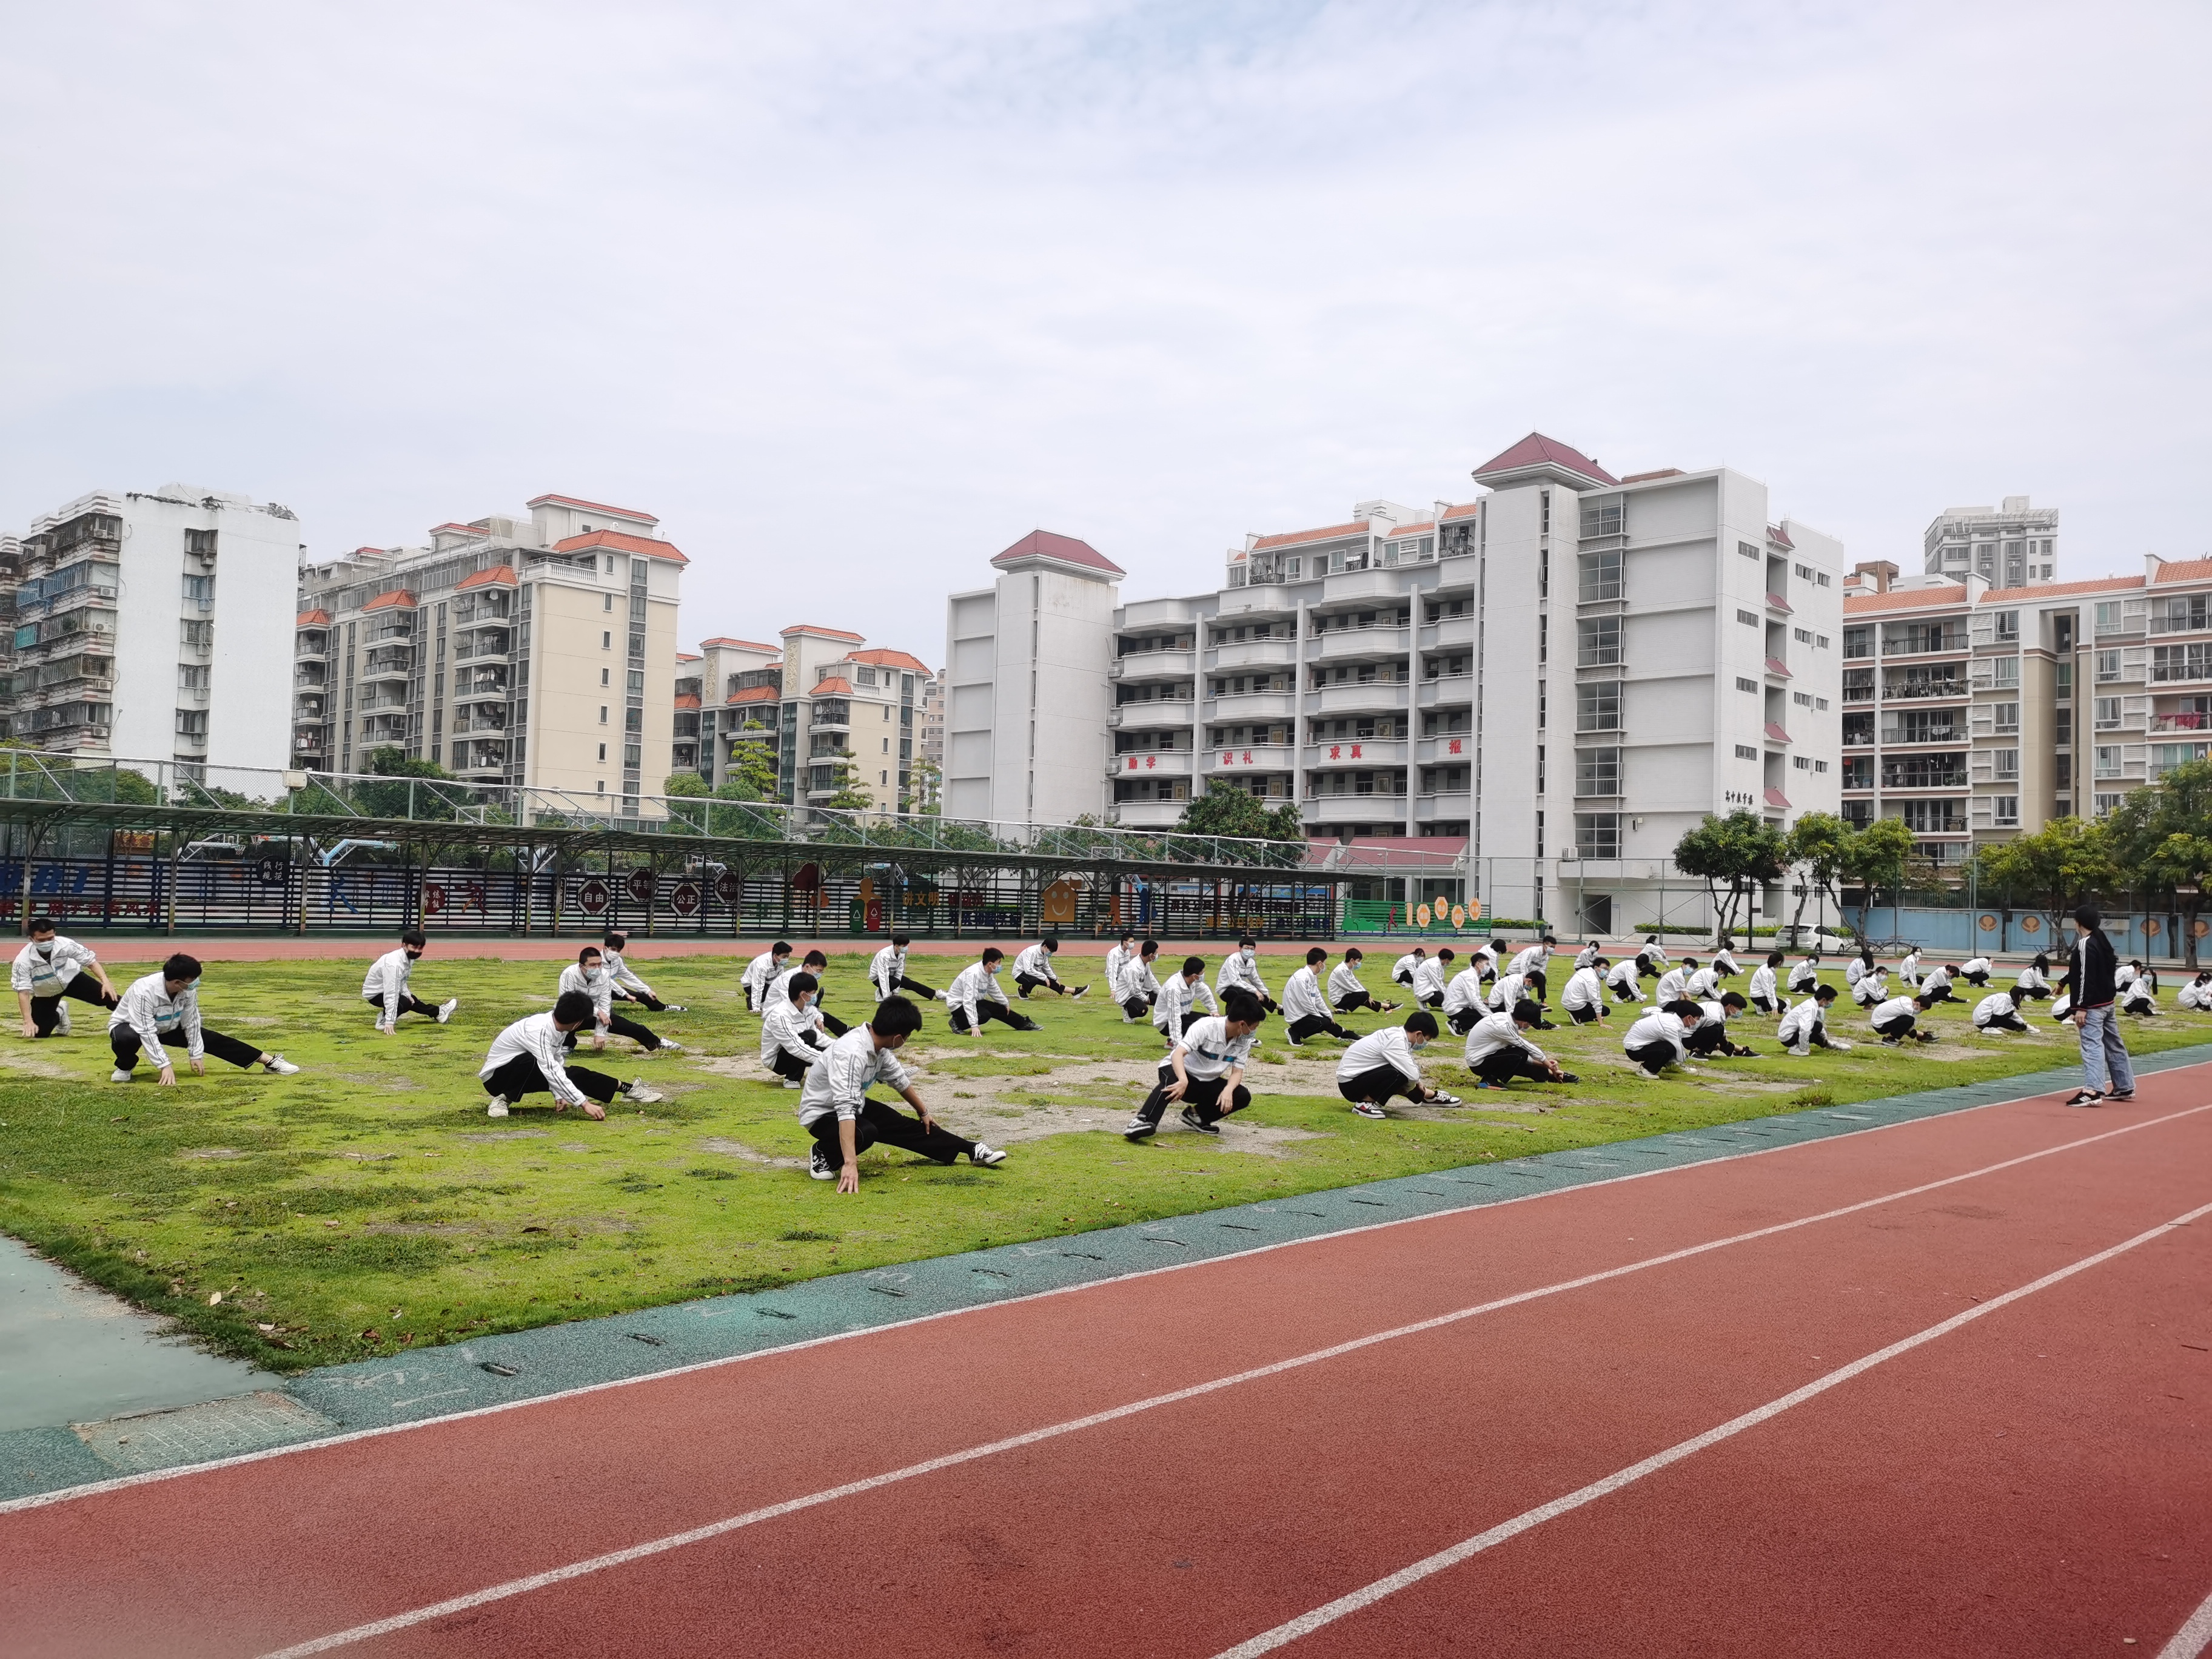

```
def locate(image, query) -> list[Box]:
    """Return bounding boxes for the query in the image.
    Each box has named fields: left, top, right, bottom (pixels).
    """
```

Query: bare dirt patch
left=697, top=1136, right=807, bottom=1171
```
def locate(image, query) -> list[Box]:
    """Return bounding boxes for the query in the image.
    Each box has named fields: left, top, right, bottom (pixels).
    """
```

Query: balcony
left=1321, top=569, right=1407, bottom=604
left=1415, top=675, right=1475, bottom=710
left=293, top=693, right=325, bottom=720
left=295, top=632, right=329, bottom=658
left=1882, top=676, right=1969, bottom=702
left=1309, top=626, right=1410, bottom=664
left=1199, top=743, right=1294, bottom=774
left=1842, top=683, right=1875, bottom=703
left=358, top=715, right=407, bottom=743
left=451, top=675, right=508, bottom=705
left=453, top=630, right=512, bottom=662
left=1114, top=697, right=1199, bottom=728
left=1107, top=799, right=1190, bottom=830
left=361, top=650, right=412, bottom=682
left=1882, top=632, right=1968, bottom=657
left=2148, top=611, right=2212, bottom=636
left=451, top=711, right=507, bottom=734
left=2150, top=711, right=2212, bottom=734
left=295, top=662, right=327, bottom=688
left=1111, top=649, right=1196, bottom=681
left=1210, top=638, right=1298, bottom=671
left=292, top=731, right=326, bottom=757
left=1424, top=614, right=1475, bottom=649
left=1880, top=723, right=1963, bottom=747
left=1208, top=690, right=1296, bottom=723
left=1305, top=738, right=1409, bottom=768
left=450, top=740, right=507, bottom=772
left=1305, top=779, right=1410, bottom=803
left=1308, top=680, right=1410, bottom=716
left=1107, top=750, right=1196, bottom=780
left=357, top=692, right=407, bottom=713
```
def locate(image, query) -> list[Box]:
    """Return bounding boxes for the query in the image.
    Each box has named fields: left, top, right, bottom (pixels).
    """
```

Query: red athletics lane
left=4, top=1077, right=2209, bottom=1658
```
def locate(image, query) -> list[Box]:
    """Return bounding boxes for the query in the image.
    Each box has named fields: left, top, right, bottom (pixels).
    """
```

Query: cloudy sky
left=4, top=1, right=2208, bottom=659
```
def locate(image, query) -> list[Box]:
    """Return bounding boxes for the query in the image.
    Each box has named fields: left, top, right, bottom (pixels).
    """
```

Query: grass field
left=1, top=947, right=2199, bottom=1374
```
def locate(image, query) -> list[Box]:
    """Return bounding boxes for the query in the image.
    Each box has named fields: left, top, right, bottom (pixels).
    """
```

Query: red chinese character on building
left=1329, top=745, right=1342, bottom=760
left=1127, top=757, right=1138, bottom=769
left=1145, top=754, right=1157, bottom=769
left=1448, top=738, right=1463, bottom=755
left=1221, top=751, right=1235, bottom=766
left=1350, top=743, right=1362, bottom=759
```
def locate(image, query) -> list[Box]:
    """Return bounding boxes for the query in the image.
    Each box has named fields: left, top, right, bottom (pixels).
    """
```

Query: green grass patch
left=1, top=949, right=2200, bottom=1372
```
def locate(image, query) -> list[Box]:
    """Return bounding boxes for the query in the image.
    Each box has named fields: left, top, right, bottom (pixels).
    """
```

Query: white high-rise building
left=1, top=485, right=304, bottom=773
left=1922, top=497, right=2059, bottom=586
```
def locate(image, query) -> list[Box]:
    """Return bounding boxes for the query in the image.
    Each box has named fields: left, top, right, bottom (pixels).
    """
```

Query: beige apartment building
left=297, top=494, right=684, bottom=811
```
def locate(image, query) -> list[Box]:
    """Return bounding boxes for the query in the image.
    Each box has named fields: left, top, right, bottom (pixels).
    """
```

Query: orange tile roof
left=728, top=685, right=780, bottom=704
left=455, top=564, right=517, bottom=590
left=1980, top=575, right=2142, bottom=601
left=1379, top=523, right=1436, bottom=541
left=1252, top=519, right=1372, bottom=552
left=847, top=648, right=931, bottom=672
left=528, top=492, right=658, bottom=525
left=811, top=676, right=854, bottom=695
left=552, top=529, right=687, bottom=566
left=700, top=637, right=778, bottom=651
left=992, top=529, right=1125, bottom=576
left=1843, top=584, right=1968, bottom=615
left=783, top=623, right=865, bottom=642
left=1438, top=501, right=1481, bottom=521
left=362, top=588, right=417, bottom=612
left=431, top=521, right=482, bottom=535
left=295, top=609, right=331, bottom=627
left=2151, top=558, right=2212, bottom=585
left=674, top=694, right=701, bottom=709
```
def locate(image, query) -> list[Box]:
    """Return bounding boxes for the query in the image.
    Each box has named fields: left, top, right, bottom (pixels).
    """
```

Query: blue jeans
left=2076, top=1003, right=2135, bottom=1094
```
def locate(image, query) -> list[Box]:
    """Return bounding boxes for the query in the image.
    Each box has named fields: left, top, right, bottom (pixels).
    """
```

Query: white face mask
left=1241, top=947, right=1255, bottom=960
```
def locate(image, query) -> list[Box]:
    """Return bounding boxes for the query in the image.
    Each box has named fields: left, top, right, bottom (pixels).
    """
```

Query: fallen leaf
left=208, top=1291, right=223, bottom=1305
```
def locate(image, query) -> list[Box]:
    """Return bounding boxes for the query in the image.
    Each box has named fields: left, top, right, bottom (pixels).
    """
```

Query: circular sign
left=1450, top=904, right=1467, bottom=928
left=714, top=870, right=739, bottom=903
left=2020, top=914, right=2041, bottom=934
left=1415, top=902, right=1432, bottom=927
left=1977, top=913, right=1997, bottom=932
left=577, top=878, right=609, bottom=914
left=422, top=880, right=447, bottom=918
left=2143, top=917, right=2162, bottom=937
left=626, top=868, right=655, bottom=903
left=2196, top=919, right=2208, bottom=938
left=1467, top=899, right=1483, bottom=921
left=671, top=881, right=701, bottom=916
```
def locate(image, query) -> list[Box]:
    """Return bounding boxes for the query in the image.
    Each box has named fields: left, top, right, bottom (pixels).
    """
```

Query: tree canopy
left=1672, top=809, right=1786, bottom=944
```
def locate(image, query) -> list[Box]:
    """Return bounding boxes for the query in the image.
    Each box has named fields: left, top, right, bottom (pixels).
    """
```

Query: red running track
left=6, top=1074, right=2211, bottom=1658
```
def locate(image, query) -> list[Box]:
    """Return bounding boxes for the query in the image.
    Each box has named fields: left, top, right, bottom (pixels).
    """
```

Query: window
left=2097, top=650, right=2121, bottom=682
left=603, top=593, right=613, bottom=612
left=2095, top=745, right=2123, bottom=778
left=599, top=705, right=609, bottom=724
left=1994, top=702, right=2020, bottom=734
left=1738, top=610, right=1760, bottom=628
left=2094, top=697, right=2123, bottom=731
left=1578, top=550, right=1623, bottom=603
left=1992, top=796, right=2019, bottom=826
left=1792, top=691, right=1812, bottom=707
left=597, top=743, right=606, bottom=762
left=1814, top=696, right=1829, bottom=711
left=2152, top=643, right=2212, bottom=682
left=1815, top=635, right=1831, bottom=649
left=1994, top=748, right=2020, bottom=779
left=2152, top=743, right=2209, bottom=775
left=1843, top=627, right=1872, bottom=660
left=182, top=574, right=215, bottom=608
left=1842, top=756, right=1872, bottom=789
left=1792, top=755, right=1811, bottom=770
left=1817, top=572, right=1831, bottom=588
left=2096, top=602, right=2121, bottom=632
left=602, top=631, right=612, bottom=649
left=1576, top=615, right=1621, bottom=668
left=1734, top=743, right=1757, bottom=760
left=1898, top=799, right=1965, bottom=833
left=1574, top=747, right=1620, bottom=797
left=1574, top=813, right=1620, bottom=858
left=600, top=668, right=609, bottom=686
left=1737, top=540, right=1760, bottom=561
left=1735, top=677, right=1758, bottom=693
left=1989, top=657, right=2019, bottom=687
left=1579, top=500, right=1623, bottom=538
left=1575, top=680, right=1621, bottom=732
left=2094, top=793, right=2125, bottom=816
left=1794, top=563, right=1814, bottom=581
left=1995, top=610, right=2019, bottom=643
left=1813, top=759, right=1829, bottom=773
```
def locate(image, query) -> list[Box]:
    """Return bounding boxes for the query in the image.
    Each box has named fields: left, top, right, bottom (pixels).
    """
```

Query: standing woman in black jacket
left=2065, top=905, right=2135, bottom=1106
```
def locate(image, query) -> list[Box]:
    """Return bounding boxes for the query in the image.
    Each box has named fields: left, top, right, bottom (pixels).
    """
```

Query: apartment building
left=1, top=485, right=302, bottom=773
left=685, top=637, right=783, bottom=793
left=1921, top=497, right=2059, bottom=586
left=1842, top=554, right=2212, bottom=854
left=296, top=494, right=683, bottom=809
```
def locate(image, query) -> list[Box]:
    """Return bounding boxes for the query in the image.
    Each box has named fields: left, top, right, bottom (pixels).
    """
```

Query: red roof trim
left=699, top=636, right=778, bottom=651
left=782, top=623, right=866, bottom=642
left=811, top=676, right=854, bottom=695
left=673, top=694, right=702, bottom=709
left=527, top=493, right=658, bottom=525
left=455, top=565, right=517, bottom=590
left=728, top=685, right=780, bottom=704
left=362, top=588, right=417, bottom=612
left=1252, top=519, right=1372, bottom=552
left=551, top=529, right=688, bottom=566
left=846, top=648, right=931, bottom=672
left=991, top=529, right=1125, bottom=576
left=1471, top=432, right=1620, bottom=488
left=295, top=609, right=331, bottom=627
left=1763, top=787, right=1791, bottom=808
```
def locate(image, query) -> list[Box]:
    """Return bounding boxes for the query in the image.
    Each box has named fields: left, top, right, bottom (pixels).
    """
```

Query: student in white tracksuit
left=1155, top=957, right=1219, bottom=1041
left=1846, top=950, right=1876, bottom=994
left=762, top=971, right=831, bottom=1084
left=1624, top=1002, right=1702, bottom=1075
left=871, top=934, right=940, bottom=1002
left=1973, top=988, right=2033, bottom=1034
left=1125, top=990, right=1267, bottom=1139
left=767, top=951, right=850, bottom=1037
left=1218, top=937, right=1278, bottom=1013
left=2120, top=971, right=2160, bottom=1016
left=600, top=932, right=682, bottom=1013
left=1411, top=948, right=1452, bottom=1009
left=1464, top=999, right=1573, bottom=1091
left=2179, top=971, right=2212, bottom=1011
left=1104, top=934, right=1137, bottom=1004
left=1113, top=940, right=1163, bottom=1021
left=12, top=916, right=117, bottom=1039
left=1634, top=937, right=1669, bottom=979
left=1851, top=967, right=1889, bottom=1009
left=1506, top=939, right=1552, bottom=979
left=1282, top=949, right=1358, bottom=1043
left=1870, top=991, right=1938, bottom=1044
left=1919, top=964, right=1957, bottom=1007
left=1560, top=962, right=1609, bottom=1024
left=1011, top=937, right=1083, bottom=1000
left=1683, top=963, right=1721, bottom=1002
left=1777, top=985, right=1846, bottom=1054
left=1683, top=993, right=1756, bottom=1057
left=1747, top=953, right=1783, bottom=1015
left=361, top=931, right=458, bottom=1033
left=1895, top=948, right=1923, bottom=990
left=559, top=947, right=680, bottom=1054
left=1606, top=957, right=1642, bottom=1003
left=1441, top=964, right=1488, bottom=1034
left=742, top=942, right=791, bottom=1013
left=109, top=954, right=298, bottom=1082
left=1574, top=941, right=1602, bottom=973
left=1654, top=962, right=1692, bottom=1004
left=480, top=990, right=662, bottom=1119
left=1335, top=1011, right=1461, bottom=1114
left=1390, top=947, right=1426, bottom=988
left=948, top=950, right=1039, bottom=1034
left=2016, top=954, right=2054, bottom=1000
left=1711, top=947, right=1741, bottom=979
left=1788, top=954, right=1823, bottom=994
left=1327, top=949, right=1395, bottom=1013
left=800, top=1000, right=1004, bottom=1187
left=1958, top=955, right=1994, bottom=988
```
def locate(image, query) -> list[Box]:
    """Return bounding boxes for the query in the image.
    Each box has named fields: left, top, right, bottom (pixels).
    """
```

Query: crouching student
left=1560, top=957, right=1609, bottom=1024
left=1412, top=947, right=1452, bottom=1009
left=1155, top=956, right=1219, bottom=1043
left=1442, top=957, right=1489, bottom=1036
left=1958, top=954, right=1994, bottom=989
left=1683, top=992, right=1757, bottom=1057
left=1871, top=989, right=1940, bottom=1045
left=1125, top=990, right=1266, bottom=1141
left=480, top=991, right=665, bottom=1118
left=1464, top=998, right=1578, bottom=1094
left=602, top=932, right=683, bottom=1012
left=1973, top=987, right=2035, bottom=1034
left=2016, top=953, right=2054, bottom=999
left=870, top=933, right=941, bottom=1002
left=1711, top=944, right=1741, bottom=979
left=948, top=948, right=1039, bottom=1033
left=761, top=970, right=829, bottom=1086
left=742, top=941, right=791, bottom=1013
left=109, top=954, right=300, bottom=1083
left=1788, top=953, right=1823, bottom=995
left=1654, top=959, right=1693, bottom=1004
left=1851, top=962, right=1889, bottom=1011
left=802, top=997, right=1005, bottom=1186
left=2121, top=970, right=2160, bottom=1016
left=560, top=947, right=683, bottom=1055
left=1624, top=999, right=1703, bottom=1077
left=1218, top=936, right=1278, bottom=1014
left=769, top=951, right=850, bottom=1037
left=1391, top=945, right=1426, bottom=988
left=1333, top=1010, right=1463, bottom=1118
left=362, top=931, right=457, bottom=1034
left=1113, top=939, right=1163, bottom=1023
left=1011, top=937, right=1084, bottom=999
left=1748, top=952, right=1784, bottom=1015
left=1327, top=948, right=1396, bottom=1014
left=13, top=916, right=118, bottom=1039
left=1282, top=947, right=1359, bottom=1044
left=2178, top=970, right=2212, bottom=1011
left=1778, top=984, right=1848, bottom=1055
left=1606, top=956, right=1643, bottom=1003
left=1634, top=935, right=1668, bottom=979
left=1918, top=963, right=1958, bottom=1006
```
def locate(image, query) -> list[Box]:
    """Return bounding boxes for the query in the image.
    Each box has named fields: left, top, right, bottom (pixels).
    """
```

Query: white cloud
left=3, top=0, right=2208, bottom=655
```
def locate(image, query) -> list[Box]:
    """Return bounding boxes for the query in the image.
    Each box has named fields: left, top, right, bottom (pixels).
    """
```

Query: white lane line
left=1212, top=1197, right=2212, bottom=1659
left=246, top=1116, right=2212, bottom=1658
left=2161, top=1584, right=2212, bottom=1659
left=5, top=1096, right=2199, bottom=1523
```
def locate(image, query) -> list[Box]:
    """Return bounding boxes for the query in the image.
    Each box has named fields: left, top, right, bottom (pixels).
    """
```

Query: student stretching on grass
left=601, top=933, right=684, bottom=1012
left=1710, top=943, right=1741, bottom=979
left=2016, top=953, right=2054, bottom=999
left=1113, top=939, right=1162, bottom=1022
left=1635, top=936, right=1669, bottom=980
left=1777, top=984, right=1848, bottom=1055
left=761, top=970, right=829, bottom=1086
left=1683, top=992, right=1756, bottom=1057
left=769, top=951, right=850, bottom=1037
left=1845, top=947, right=1876, bottom=996
left=1560, top=957, right=1609, bottom=1024
left=1442, top=957, right=1488, bottom=1034
left=1155, top=956, right=1218, bottom=1042
left=1327, top=948, right=1397, bottom=1014
left=742, top=942, right=791, bottom=1013
left=1654, top=958, right=1694, bottom=1004
left=1464, top=998, right=1577, bottom=1093
left=13, top=915, right=118, bottom=1039
left=2180, top=971, right=2212, bottom=1011
left=1918, top=963, right=1957, bottom=1006
left=1788, top=953, right=1823, bottom=994
left=1390, top=946, right=1426, bottom=990
left=948, top=948, right=1039, bottom=1034
left=362, top=931, right=457, bottom=1034
left=1336, top=1010, right=1463, bottom=1117
left=1124, top=990, right=1265, bottom=1141
left=1683, top=960, right=1721, bottom=1002
left=1411, top=947, right=1452, bottom=1009
left=1958, top=954, right=1993, bottom=989
left=1606, top=956, right=1642, bottom=1003
left=870, top=934, right=940, bottom=1002
left=1895, top=947, right=1923, bottom=990
left=560, top=947, right=684, bottom=1054
left=109, top=954, right=300, bottom=1084
left=800, top=998, right=1007, bottom=1186
left=1011, top=937, right=1085, bottom=999
left=480, top=991, right=665, bottom=1118
left=1851, top=962, right=1889, bottom=1011
left=1623, top=999, right=1703, bottom=1077
left=1506, top=937, right=1553, bottom=979
left=1218, top=936, right=1278, bottom=1013
left=1972, top=986, right=2036, bottom=1034
left=1748, top=952, right=1783, bottom=1015
left=2121, top=971, right=2160, bottom=1016
left=1103, top=933, right=1138, bottom=999
left=1282, top=947, right=1359, bottom=1044
left=1870, top=990, right=1940, bottom=1045
left=1574, top=940, right=1602, bottom=973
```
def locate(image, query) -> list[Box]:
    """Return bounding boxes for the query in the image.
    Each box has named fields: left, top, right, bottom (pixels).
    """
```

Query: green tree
left=906, top=756, right=943, bottom=817
left=721, top=723, right=780, bottom=802
left=1840, top=814, right=1916, bottom=940
left=1783, top=811, right=1855, bottom=943
left=1671, top=809, right=1786, bottom=946
left=822, top=750, right=875, bottom=814
left=1973, top=816, right=2118, bottom=939
left=354, top=747, right=460, bottom=820
left=1175, top=785, right=1304, bottom=864
left=2105, top=760, right=2212, bottom=967
left=662, top=771, right=710, bottom=797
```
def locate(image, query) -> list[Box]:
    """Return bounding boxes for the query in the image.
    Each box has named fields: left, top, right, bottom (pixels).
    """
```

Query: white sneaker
left=55, top=1003, right=71, bottom=1036
left=665, top=1004, right=689, bottom=1013
left=782, top=1078, right=803, bottom=1089
left=263, top=1054, right=300, bottom=1075
left=808, top=1145, right=836, bottom=1181
left=485, top=1096, right=510, bottom=1117
left=437, top=998, right=458, bottom=1024
left=971, top=1143, right=1007, bottom=1167
left=657, top=1040, right=685, bottom=1054
left=623, top=1080, right=666, bottom=1104
left=110, top=1068, right=133, bottom=1083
